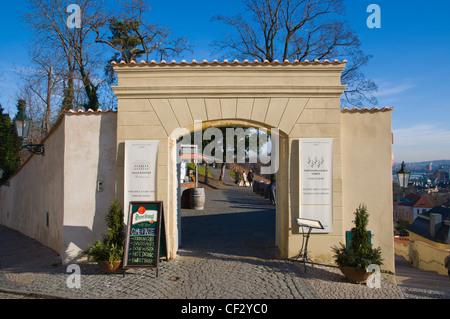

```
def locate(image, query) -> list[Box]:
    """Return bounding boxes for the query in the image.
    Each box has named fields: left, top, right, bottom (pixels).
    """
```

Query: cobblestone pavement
left=0, top=186, right=449, bottom=301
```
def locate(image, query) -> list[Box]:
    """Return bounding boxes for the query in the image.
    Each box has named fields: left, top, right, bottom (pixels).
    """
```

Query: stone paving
left=0, top=186, right=449, bottom=301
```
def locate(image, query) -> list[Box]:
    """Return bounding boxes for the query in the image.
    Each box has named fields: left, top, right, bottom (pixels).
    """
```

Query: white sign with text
left=124, top=140, right=159, bottom=223
left=299, top=138, right=333, bottom=233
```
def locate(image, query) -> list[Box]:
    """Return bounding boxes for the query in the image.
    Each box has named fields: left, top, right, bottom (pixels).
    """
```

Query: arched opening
left=168, top=119, right=289, bottom=260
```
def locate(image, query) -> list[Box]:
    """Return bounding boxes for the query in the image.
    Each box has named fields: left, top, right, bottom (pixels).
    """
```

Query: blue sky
left=0, top=0, right=449, bottom=163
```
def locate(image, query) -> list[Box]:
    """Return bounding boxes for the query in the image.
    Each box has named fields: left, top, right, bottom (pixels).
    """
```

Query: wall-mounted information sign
left=124, top=140, right=159, bottom=223
left=299, top=138, right=333, bottom=233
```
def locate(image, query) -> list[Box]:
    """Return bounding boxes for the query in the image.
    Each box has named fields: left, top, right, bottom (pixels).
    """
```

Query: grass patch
left=187, top=163, right=213, bottom=178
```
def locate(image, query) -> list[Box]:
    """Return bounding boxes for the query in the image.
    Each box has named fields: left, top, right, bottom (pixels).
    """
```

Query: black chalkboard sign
left=124, top=201, right=165, bottom=270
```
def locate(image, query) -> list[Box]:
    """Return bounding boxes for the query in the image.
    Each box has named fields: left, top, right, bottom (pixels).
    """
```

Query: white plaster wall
left=62, top=112, right=117, bottom=263
left=0, top=112, right=118, bottom=264
left=0, top=119, right=65, bottom=256
left=341, top=110, right=395, bottom=272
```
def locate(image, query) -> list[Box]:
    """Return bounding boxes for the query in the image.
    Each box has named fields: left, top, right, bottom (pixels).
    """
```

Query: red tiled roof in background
left=406, top=193, right=421, bottom=202
left=393, top=193, right=434, bottom=208
left=413, top=197, right=434, bottom=208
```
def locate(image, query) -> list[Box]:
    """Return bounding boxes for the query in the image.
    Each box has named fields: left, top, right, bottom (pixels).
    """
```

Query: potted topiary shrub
left=331, top=204, right=383, bottom=283
left=85, top=199, right=125, bottom=274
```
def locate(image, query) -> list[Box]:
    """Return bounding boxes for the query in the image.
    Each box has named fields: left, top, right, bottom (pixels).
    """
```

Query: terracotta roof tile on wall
left=111, top=58, right=347, bottom=66
left=341, top=107, right=394, bottom=113
left=64, top=109, right=117, bottom=115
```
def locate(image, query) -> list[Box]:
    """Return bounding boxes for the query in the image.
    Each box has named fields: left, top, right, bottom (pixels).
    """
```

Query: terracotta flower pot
left=339, top=266, right=370, bottom=283
left=98, top=260, right=123, bottom=274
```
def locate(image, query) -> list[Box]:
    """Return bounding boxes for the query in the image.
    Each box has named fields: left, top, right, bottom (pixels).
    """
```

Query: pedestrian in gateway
left=248, top=170, right=254, bottom=186
left=269, top=174, right=276, bottom=205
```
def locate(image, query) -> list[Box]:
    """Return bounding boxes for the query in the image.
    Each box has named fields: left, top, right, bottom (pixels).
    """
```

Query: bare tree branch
left=22, top=0, right=109, bottom=112
left=212, top=0, right=378, bottom=107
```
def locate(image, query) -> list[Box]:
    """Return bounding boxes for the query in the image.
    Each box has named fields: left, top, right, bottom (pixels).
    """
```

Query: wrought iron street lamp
left=14, top=100, right=44, bottom=156
left=396, top=161, right=410, bottom=197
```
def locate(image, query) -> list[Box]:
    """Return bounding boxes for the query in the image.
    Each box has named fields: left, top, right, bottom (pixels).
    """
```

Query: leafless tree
left=212, top=0, right=377, bottom=107
left=18, top=47, right=68, bottom=134
left=22, top=0, right=109, bottom=111
left=23, top=0, right=75, bottom=110
left=13, top=38, right=74, bottom=156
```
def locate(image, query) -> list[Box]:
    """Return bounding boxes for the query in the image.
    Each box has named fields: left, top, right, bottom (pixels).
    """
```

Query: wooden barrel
left=190, top=187, right=205, bottom=210
left=264, top=183, right=270, bottom=198
left=253, top=180, right=260, bottom=193
left=256, top=181, right=263, bottom=195
left=258, top=182, right=266, bottom=196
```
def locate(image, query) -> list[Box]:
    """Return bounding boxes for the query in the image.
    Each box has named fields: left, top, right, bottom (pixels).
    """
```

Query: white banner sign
left=124, top=140, right=159, bottom=222
left=299, top=138, right=333, bottom=233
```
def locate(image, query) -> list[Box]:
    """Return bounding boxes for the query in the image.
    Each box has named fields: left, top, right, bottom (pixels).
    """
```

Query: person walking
left=269, top=174, right=276, bottom=205
left=248, top=169, right=254, bottom=186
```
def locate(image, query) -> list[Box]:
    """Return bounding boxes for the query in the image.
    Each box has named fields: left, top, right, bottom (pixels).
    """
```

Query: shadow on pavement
left=178, top=186, right=278, bottom=260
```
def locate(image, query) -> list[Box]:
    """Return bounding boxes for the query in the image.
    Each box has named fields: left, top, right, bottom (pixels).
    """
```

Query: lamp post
left=397, top=161, right=410, bottom=198
left=14, top=100, right=44, bottom=156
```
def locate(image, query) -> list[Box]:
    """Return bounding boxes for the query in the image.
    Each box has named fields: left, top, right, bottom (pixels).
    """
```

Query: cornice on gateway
left=111, top=58, right=348, bottom=98
left=111, top=85, right=347, bottom=99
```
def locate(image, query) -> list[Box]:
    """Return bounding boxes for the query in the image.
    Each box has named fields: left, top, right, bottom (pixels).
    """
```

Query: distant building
left=393, top=193, right=433, bottom=223
left=406, top=206, right=450, bottom=245
left=413, top=197, right=434, bottom=218
left=402, top=206, right=450, bottom=275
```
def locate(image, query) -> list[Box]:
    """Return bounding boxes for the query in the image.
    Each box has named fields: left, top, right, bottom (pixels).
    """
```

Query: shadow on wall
left=63, top=113, right=117, bottom=263
left=63, top=225, right=97, bottom=262
left=289, top=139, right=300, bottom=234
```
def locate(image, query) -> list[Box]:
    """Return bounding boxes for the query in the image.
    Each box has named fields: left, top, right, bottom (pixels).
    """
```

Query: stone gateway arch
left=112, top=59, right=395, bottom=272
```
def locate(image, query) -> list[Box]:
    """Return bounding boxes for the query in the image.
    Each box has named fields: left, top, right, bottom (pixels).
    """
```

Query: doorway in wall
left=174, top=123, right=283, bottom=260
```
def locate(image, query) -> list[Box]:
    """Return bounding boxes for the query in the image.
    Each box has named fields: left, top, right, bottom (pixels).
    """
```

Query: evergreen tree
left=104, top=199, right=125, bottom=249
left=107, top=17, right=143, bottom=63
left=85, top=199, right=125, bottom=263
left=0, top=104, right=21, bottom=182
left=332, top=204, right=383, bottom=270
left=103, top=18, right=143, bottom=85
